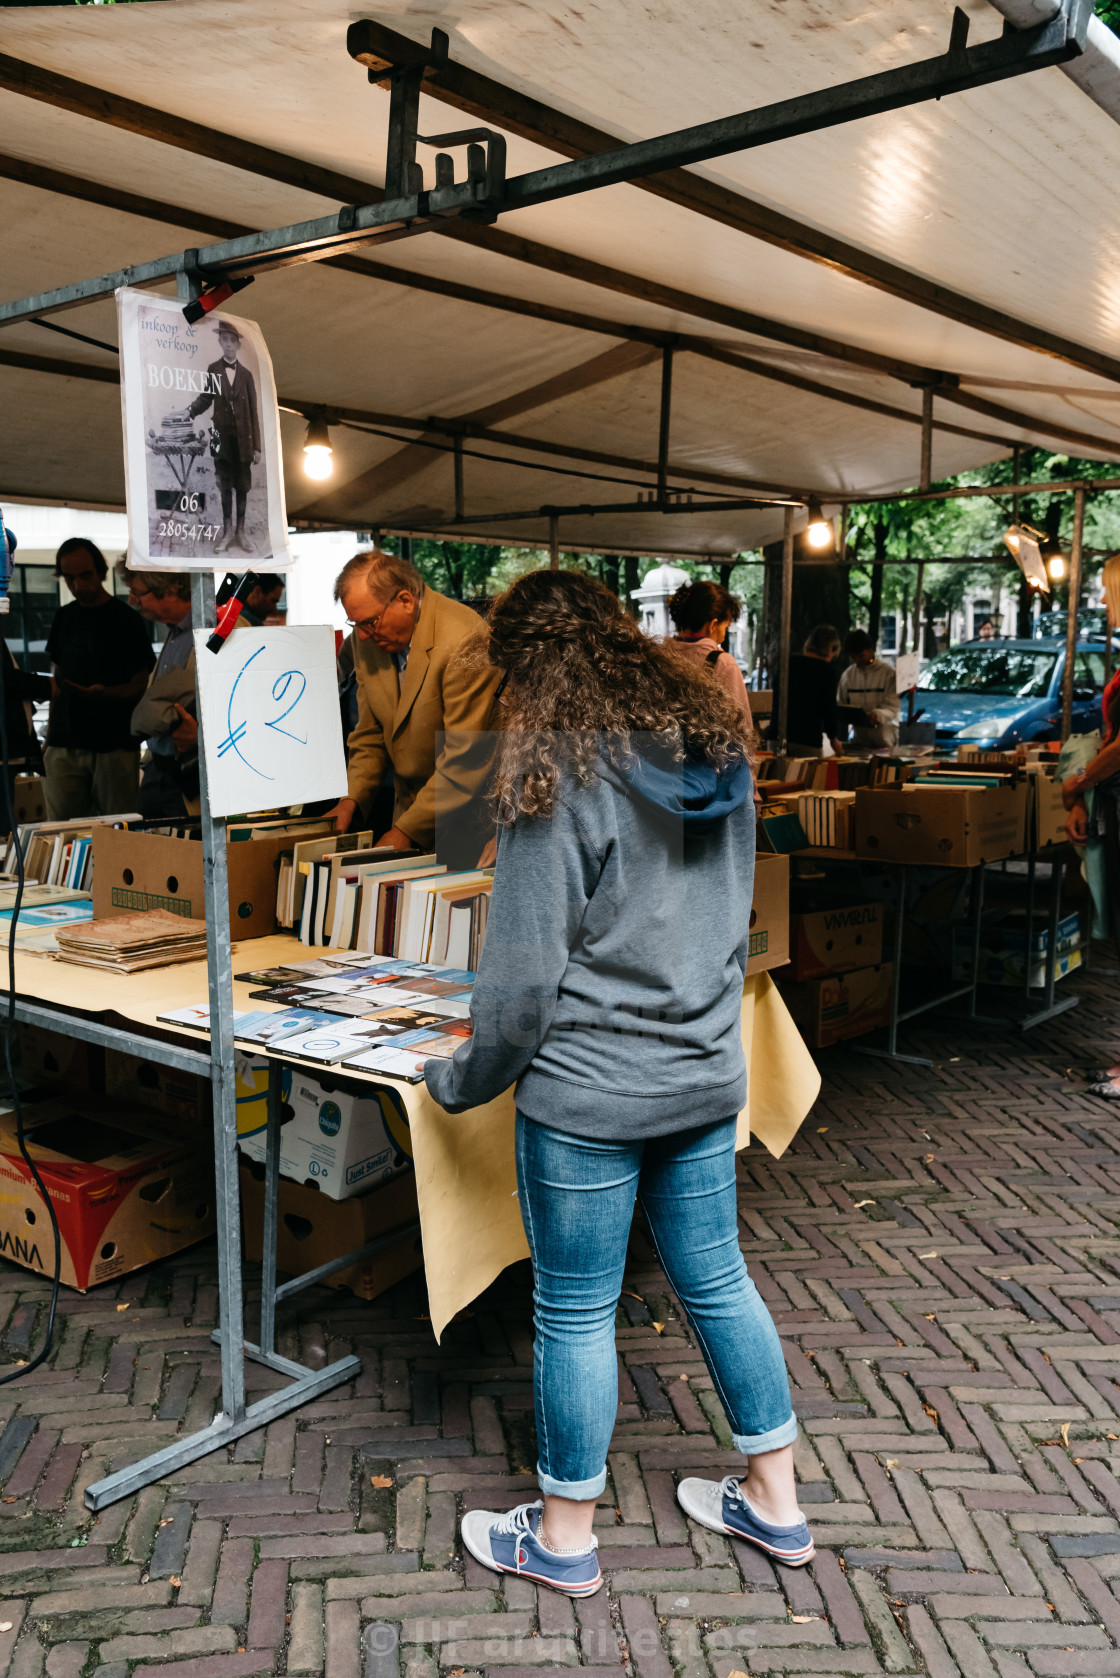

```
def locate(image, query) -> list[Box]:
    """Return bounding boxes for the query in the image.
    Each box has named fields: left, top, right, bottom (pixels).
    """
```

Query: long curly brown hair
left=484, top=569, right=754, bottom=821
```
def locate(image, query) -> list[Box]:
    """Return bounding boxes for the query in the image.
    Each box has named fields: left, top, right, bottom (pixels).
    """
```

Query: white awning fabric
left=2, top=0, right=1120, bottom=556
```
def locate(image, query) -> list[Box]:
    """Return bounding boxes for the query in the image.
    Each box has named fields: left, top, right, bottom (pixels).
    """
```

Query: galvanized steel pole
left=777, top=504, right=795, bottom=749
left=189, top=566, right=247, bottom=1426
left=919, top=387, right=934, bottom=492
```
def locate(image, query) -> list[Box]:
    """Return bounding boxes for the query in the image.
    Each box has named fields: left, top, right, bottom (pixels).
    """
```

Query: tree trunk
left=601, top=553, right=621, bottom=599
left=911, top=561, right=925, bottom=659
left=762, top=536, right=851, bottom=685
left=1016, top=574, right=1033, bottom=638
left=868, top=517, right=886, bottom=646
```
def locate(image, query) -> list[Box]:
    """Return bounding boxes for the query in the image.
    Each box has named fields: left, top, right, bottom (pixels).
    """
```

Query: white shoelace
left=490, top=1500, right=598, bottom=1558
left=720, top=1475, right=804, bottom=1530
left=491, top=1500, right=542, bottom=1537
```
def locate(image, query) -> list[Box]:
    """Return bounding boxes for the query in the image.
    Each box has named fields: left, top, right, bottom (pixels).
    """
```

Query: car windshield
left=917, top=648, right=1057, bottom=698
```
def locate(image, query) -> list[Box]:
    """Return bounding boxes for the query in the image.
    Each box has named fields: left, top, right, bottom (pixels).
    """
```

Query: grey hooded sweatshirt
left=424, top=745, right=756, bottom=1140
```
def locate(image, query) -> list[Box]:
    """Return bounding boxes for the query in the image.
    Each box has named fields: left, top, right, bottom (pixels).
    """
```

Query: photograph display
left=117, top=287, right=294, bottom=571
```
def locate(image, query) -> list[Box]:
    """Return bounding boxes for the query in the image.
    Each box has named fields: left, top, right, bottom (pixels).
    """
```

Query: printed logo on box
left=345, top=1148, right=393, bottom=1187
left=318, top=1101, right=342, bottom=1137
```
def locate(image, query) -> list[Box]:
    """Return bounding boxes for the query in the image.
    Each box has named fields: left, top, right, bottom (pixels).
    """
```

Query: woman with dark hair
left=668, top=579, right=754, bottom=723
left=425, top=569, right=811, bottom=1597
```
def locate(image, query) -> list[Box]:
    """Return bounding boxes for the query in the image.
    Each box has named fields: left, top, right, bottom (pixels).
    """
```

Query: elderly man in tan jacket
left=328, top=550, right=500, bottom=866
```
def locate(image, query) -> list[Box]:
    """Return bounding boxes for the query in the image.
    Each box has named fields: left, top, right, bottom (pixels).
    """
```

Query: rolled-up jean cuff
left=537, top=1462, right=607, bottom=1500
left=733, top=1412, right=798, bottom=1456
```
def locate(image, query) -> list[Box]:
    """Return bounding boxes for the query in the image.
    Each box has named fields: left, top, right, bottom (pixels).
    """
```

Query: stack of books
left=54, top=909, right=208, bottom=972
left=3, top=815, right=138, bottom=890
left=796, top=791, right=857, bottom=848
left=282, top=831, right=494, bottom=964
left=161, top=951, right=478, bottom=1083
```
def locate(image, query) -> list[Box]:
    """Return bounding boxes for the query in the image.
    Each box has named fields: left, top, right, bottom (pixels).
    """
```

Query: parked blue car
left=913, top=637, right=1112, bottom=750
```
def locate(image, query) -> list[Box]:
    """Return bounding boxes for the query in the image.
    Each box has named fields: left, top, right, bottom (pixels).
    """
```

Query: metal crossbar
left=0, top=2, right=1090, bottom=329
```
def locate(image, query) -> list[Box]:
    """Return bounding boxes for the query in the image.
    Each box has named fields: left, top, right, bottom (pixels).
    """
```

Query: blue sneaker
left=460, top=1500, right=603, bottom=1596
left=676, top=1475, right=815, bottom=1566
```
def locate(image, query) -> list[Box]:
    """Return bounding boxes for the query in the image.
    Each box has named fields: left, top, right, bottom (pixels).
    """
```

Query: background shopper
left=668, top=579, right=754, bottom=724
left=837, top=628, right=900, bottom=748
left=43, top=538, right=154, bottom=819
left=770, top=623, right=842, bottom=756
left=118, top=566, right=199, bottom=819
left=426, top=569, right=811, bottom=1597
left=1063, top=553, right=1120, bottom=1100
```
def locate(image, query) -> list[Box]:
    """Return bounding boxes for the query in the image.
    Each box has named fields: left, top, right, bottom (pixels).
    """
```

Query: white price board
left=194, top=625, right=347, bottom=817
left=895, top=651, right=921, bottom=694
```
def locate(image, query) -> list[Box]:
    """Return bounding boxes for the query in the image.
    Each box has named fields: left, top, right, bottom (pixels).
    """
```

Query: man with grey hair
left=327, top=550, right=500, bottom=865
left=118, top=564, right=200, bottom=818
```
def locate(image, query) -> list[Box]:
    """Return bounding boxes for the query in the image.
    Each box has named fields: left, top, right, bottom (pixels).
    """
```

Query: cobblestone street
left=0, top=951, right=1118, bottom=1678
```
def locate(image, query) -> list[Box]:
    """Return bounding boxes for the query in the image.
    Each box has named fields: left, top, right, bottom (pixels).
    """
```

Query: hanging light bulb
left=1004, top=522, right=1050, bottom=593
left=1046, top=550, right=1066, bottom=582
left=302, top=414, right=334, bottom=481
left=805, top=499, right=832, bottom=550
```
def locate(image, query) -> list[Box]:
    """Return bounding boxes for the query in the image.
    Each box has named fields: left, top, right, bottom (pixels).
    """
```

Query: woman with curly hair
left=425, top=569, right=810, bottom=1597
left=668, top=577, right=754, bottom=724
left=1063, top=552, right=1120, bottom=1100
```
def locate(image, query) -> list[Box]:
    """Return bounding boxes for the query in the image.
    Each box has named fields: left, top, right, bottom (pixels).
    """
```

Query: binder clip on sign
left=207, top=570, right=259, bottom=654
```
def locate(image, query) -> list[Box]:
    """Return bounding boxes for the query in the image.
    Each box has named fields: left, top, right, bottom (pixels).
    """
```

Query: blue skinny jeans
left=515, top=1111, right=797, bottom=1500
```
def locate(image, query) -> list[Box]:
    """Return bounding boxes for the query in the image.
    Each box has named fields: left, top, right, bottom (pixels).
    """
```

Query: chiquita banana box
left=235, top=1055, right=412, bottom=1200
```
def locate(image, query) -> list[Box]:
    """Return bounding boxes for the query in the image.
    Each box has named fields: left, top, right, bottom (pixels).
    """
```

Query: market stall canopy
left=3, top=0, right=1120, bottom=557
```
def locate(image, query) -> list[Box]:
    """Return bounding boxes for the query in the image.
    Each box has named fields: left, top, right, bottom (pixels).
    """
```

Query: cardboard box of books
left=240, top=1159, right=423, bottom=1301
left=789, top=897, right=883, bottom=982
left=0, top=1099, right=215, bottom=1291
left=949, top=909, right=1081, bottom=986
left=237, top=1069, right=413, bottom=1200
left=745, top=853, right=789, bottom=975
left=105, top=1049, right=210, bottom=1129
left=11, top=776, right=46, bottom=826
left=1030, top=770, right=1069, bottom=849
left=780, top=962, right=893, bottom=1048
left=15, top=1022, right=94, bottom=1092
left=854, top=785, right=1022, bottom=867
left=91, top=826, right=297, bottom=939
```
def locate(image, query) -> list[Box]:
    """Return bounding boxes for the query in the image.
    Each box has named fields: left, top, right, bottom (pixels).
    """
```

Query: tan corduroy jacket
left=345, top=588, right=500, bottom=861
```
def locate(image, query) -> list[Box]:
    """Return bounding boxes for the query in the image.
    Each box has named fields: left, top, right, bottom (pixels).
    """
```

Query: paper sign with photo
left=117, top=287, right=293, bottom=571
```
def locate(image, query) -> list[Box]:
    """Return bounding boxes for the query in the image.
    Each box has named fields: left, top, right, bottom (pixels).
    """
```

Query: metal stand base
left=851, top=860, right=987, bottom=1067
left=1020, top=992, right=1080, bottom=1031
left=85, top=1357, right=359, bottom=1510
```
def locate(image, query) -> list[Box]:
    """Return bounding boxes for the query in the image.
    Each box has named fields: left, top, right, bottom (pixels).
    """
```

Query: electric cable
left=0, top=555, right=62, bottom=1384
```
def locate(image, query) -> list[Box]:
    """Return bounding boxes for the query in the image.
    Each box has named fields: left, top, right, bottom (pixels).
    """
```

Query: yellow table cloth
left=7, top=938, right=820, bottom=1338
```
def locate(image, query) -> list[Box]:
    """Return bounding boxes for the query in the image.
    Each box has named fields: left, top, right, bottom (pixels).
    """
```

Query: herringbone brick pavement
left=0, top=948, right=1117, bottom=1678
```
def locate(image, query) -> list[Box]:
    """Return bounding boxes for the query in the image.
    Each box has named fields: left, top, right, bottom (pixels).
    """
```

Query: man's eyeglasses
left=494, top=669, right=511, bottom=704
left=345, top=602, right=389, bottom=636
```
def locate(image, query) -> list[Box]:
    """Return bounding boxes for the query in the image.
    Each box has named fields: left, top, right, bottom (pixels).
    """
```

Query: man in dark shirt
left=241, top=573, right=284, bottom=626
left=43, top=539, right=155, bottom=819
left=0, top=527, right=53, bottom=837
left=769, top=623, right=842, bottom=756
